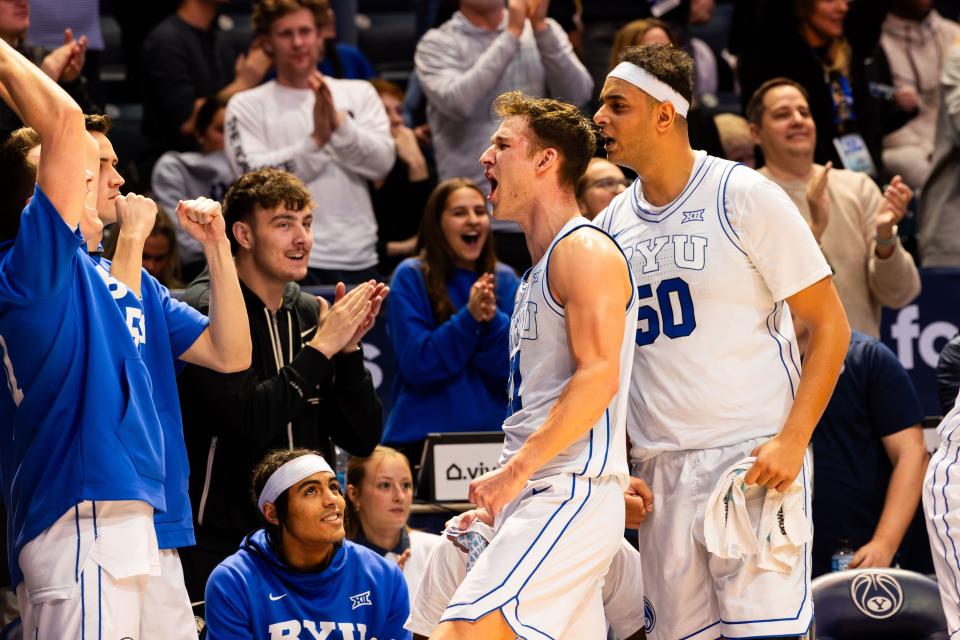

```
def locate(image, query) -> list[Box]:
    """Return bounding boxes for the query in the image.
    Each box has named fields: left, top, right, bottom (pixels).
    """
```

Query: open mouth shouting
left=484, top=171, right=499, bottom=203
left=601, top=133, right=617, bottom=154
left=461, top=231, right=481, bottom=246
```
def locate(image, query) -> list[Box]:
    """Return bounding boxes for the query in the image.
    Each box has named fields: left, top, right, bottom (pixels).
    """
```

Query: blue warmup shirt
left=0, top=186, right=166, bottom=588
left=811, top=331, right=925, bottom=576
left=205, top=530, right=411, bottom=640
left=383, top=258, right=519, bottom=444
left=95, top=256, right=208, bottom=549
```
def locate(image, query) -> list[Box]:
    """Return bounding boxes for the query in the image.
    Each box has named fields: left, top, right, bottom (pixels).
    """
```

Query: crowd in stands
left=2, top=0, right=960, bottom=637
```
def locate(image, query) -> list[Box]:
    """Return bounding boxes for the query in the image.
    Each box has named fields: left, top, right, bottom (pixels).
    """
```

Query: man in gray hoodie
left=152, top=96, right=234, bottom=279
left=414, top=0, right=592, bottom=191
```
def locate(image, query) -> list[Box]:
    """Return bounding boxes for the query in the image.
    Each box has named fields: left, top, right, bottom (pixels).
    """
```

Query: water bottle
left=334, top=446, right=350, bottom=488
left=831, top=539, right=854, bottom=572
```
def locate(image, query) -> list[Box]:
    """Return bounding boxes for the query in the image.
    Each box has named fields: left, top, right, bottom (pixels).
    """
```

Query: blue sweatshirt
left=0, top=186, right=166, bottom=588
left=383, top=258, right=519, bottom=444
left=205, top=530, right=411, bottom=640
left=96, top=256, right=209, bottom=549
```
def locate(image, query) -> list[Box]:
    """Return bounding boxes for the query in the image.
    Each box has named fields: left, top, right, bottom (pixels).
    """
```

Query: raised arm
left=109, top=194, right=159, bottom=299
left=224, top=93, right=334, bottom=183
left=0, top=37, right=88, bottom=227
left=388, top=263, right=489, bottom=386
left=176, top=198, right=251, bottom=373
left=532, top=18, right=593, bottom=106
left=863, top=175, right=921, bottom=309
left=414, top=8, right=525, bottom=121
left=469, top=231, right=633, bottom=516
left=326, top=81, right=395, bottom=181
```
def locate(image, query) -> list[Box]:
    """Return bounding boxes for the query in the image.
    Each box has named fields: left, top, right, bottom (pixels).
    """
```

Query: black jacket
left=177, top=272, right=382, bottom=551
left=738, top=0, right=914, bottom=176
left=938, top=334, right=960, bottom=416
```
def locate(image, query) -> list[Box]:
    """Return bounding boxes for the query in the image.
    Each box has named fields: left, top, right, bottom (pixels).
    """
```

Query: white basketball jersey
left=499, top=216, right=637, bottom=482
left=594, top=151, right=831, bottom=461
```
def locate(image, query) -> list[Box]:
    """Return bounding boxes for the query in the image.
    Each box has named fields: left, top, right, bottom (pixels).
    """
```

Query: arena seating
left=812, top=568, right=948, bottom=639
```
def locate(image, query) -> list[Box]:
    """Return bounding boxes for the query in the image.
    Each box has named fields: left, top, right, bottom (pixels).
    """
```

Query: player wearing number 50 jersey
left=593, top=45, right=851, bottom=640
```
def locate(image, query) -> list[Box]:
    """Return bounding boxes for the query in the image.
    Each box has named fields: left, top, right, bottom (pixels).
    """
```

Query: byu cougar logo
left=850, top=572, right=904, bottom=620
left=643, top=596, right=656, bottom=633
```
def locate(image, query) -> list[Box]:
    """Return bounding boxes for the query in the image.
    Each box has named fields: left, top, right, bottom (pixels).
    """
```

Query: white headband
left=607, top=61, right=690, bottom=118
left=257, top=454, right=334, bottom=514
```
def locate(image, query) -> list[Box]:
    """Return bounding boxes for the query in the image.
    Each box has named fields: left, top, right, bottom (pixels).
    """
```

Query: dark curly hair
left=250, top=448, right=324, bottom=548
left=617, top=43, right=695, bottom=107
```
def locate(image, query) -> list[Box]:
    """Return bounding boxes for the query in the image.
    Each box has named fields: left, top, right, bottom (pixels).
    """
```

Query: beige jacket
left=760, top=166, right=921, bottom=337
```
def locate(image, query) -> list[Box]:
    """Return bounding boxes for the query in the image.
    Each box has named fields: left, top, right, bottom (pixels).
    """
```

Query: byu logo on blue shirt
left=349, top=591, right=372, bottom=610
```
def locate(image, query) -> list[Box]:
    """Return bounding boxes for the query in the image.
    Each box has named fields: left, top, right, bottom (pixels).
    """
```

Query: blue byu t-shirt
left=0, top=186, right=166, bottom=587
left=96, top=255, right=208, bottom=549
left=205, top=530, right=411, bottom=640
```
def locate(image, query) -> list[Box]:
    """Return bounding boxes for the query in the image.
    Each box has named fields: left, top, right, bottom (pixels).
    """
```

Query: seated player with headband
left=203, top=449, right=412, bottom=640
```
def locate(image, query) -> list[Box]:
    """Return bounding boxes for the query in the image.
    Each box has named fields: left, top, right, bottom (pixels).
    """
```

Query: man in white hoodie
left=225, top=0, right=394, bottom=285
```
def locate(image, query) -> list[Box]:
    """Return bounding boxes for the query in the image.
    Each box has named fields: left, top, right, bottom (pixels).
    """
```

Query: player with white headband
left=202, top=449, right=412, bottom=640
left=593, top=44, right=851, bottom=640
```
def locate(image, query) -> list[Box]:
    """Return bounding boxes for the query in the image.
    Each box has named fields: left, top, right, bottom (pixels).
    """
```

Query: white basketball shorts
left=141, top=549, right=199, bottom=640
left=408, top=534, right=644, bottom=638
left=633, top=437, right=813, bottom=640
left=440, top=473, right=626, bottom=640
left=16, top=500, right=160, bottom=640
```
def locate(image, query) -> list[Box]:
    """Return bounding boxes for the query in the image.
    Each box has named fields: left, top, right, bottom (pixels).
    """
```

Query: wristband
left=875, top=225, right=898, bottom=247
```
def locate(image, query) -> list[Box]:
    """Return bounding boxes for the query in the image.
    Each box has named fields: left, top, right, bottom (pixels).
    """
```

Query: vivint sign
left=433, top=442, right=504, bottom=502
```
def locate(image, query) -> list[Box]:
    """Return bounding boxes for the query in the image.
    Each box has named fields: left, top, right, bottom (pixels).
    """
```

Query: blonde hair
left=344, top=446, right=412, bottom=539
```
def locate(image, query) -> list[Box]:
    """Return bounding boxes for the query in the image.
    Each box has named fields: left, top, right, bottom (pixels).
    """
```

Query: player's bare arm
left=0, top=37, right=90, bottom=227
left=109, top=194, right=159, bottom=299
left=468, top=231, right=632, bottom=516
left=176, top=197, right=252, bottom=373
left=745, top=276, right=850, bottom=491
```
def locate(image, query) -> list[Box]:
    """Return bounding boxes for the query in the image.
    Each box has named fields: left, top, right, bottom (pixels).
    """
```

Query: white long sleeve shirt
left=225, top=78, right=395, bottom=270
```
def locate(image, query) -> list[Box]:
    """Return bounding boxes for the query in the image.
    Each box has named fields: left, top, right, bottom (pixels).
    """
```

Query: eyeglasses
left=585, top=177, right=631, bottom=192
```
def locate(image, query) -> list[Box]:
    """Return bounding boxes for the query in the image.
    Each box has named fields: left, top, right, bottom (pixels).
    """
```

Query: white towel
left=757, top=480, right=811, bottom=573
left=704, top=456, right=811, bottom=574
left=704, top=457, right=760, bottom=560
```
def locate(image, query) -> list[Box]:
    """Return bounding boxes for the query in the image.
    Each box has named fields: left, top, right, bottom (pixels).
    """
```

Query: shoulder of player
left=207, top=547, right=256, bottom=594
left=549, top=226, right=628, bottom=296
left=553, top=224, right=623, bottom=261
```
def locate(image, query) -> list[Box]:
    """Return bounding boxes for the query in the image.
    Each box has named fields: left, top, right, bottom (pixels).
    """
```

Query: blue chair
left=812, top=568, right=948, bottom=639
